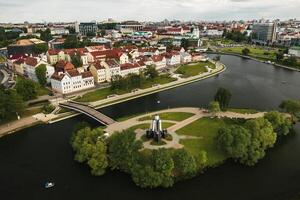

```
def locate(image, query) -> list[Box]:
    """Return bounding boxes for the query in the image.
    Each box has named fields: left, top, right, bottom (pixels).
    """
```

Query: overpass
left=59, top=101, right=116, bottom=125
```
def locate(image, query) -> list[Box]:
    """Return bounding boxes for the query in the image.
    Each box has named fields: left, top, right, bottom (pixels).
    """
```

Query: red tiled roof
left=151, top=55, right=164, bottom=62
left=8, top=54, right=29, bottom=60
left=51, top=72, right=65, bottom=81
left=55, top=60, right=74, bottom=72
left=81, top=71, right=93, bottom=78
left=66, top=69, right=80, bottom=77
left=91, top=49, right=123, bottom=60
left=120, top=63, right=140, bottom=71
left=48, top=49, right=61, bottom=55
left=13, top=58, right=25, bottom=65
left=25, top=57, right=38, bottom=66
left=105, top=59, right=120, bottom=68
left=92, top=62, right=105, bottom=70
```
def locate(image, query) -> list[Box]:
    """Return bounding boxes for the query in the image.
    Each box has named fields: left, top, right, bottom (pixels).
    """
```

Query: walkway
left=0, top=116, right=40, bottom=137
left=59, top=101, right=115, bottom=125
left=89, top=61, right=226, bottom=108
left=105, top=107, right=266, bottom=150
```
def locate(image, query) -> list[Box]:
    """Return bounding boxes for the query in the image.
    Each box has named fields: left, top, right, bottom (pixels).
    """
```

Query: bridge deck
left=59, top=102, right=115, bottom=125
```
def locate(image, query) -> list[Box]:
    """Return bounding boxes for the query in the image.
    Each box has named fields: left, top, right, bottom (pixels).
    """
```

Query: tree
left=64, top=35, right=80, bottom=49
left=35, top=64, right=47, bottom=86
left=100, top=29, right=106, bottom=37
left=71, top=54, right=83, bottom=68
left=131, top=149, right=174, bottom=188
left=241, top=118, right=277, bottom=166
left=242, top=48, right=250, bottom=56
left=214, top=87, right=232, bottom=110
left=216, top=125, right=251, bottom=159
left=208, top=101, right=221, bottom=114
left=71, top=127, right=108, bottom=176
left=0, top=87, right=25, bottom=121
left=108, top=130, right=142, bottom=173
left=15, top=78, right=37, bottom=101
left=279, top=100, right=300, bottom=119
left=264, top=111, right=292, bottom=136
left=181, top=38, right=190, bottom=50
left=39, top=28, right=53, bottom=42
left=276, top=52, right=284, bottom=61
left=144, top=65, right=158, bottom=79
left=172, top=149, right=197, bottom=179
left=34, top=43, right=48, bottom=54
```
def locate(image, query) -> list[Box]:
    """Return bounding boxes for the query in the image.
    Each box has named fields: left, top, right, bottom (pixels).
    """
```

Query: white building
left=289, top=46, right=300, bottom=57
left=50, top=69, right=94, bottom=94
left=151, top=55, right=167, bottom=70
left=165, top=51, right=181, bottom=66
left=23, top=57, right=55, bottom=83
left=180, top=48, right=192, bottom=63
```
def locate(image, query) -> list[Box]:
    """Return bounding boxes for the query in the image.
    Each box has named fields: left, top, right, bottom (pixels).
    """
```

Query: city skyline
left=1, top=0, right=300, bottom=23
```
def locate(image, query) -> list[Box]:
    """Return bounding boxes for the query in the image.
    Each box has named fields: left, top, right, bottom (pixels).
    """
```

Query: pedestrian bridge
left=59, top=101, right=116, bottom=125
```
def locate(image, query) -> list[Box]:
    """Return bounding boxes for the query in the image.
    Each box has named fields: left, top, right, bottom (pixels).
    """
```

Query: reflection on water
left=1, top=55, right=300, bottom=200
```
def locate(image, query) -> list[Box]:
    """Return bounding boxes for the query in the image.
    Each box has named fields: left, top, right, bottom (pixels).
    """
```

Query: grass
left=127, top=122, right=175, bottom=132
left=227, top=108, right=259, bottom=114
left=150, top=140, right=167, bottom=146
left=0, top=55, right=6, bottom=63
left=176, top=61, right=216, bottom=78
left=76, top=75, right=177, bottom=103
left=0, top=107, right=42, bottom=125
left=138, top=112, right=195, bottom=122
left=220, top=46, right=277, bottom=60
left=15, top=76, right=51, bottom=97
left=177, top=117, right=242, bottom=166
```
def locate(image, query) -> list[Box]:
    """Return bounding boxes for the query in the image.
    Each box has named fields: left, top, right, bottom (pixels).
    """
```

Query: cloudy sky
left=0, top=0, right=299, bottom=23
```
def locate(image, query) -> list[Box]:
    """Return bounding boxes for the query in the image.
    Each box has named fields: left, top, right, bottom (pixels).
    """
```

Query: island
left=70, top=99, right=295, bottom=188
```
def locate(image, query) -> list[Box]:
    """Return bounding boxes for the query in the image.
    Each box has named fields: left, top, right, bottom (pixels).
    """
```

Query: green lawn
left=127, top=122, right=175, bottom=132
left=220, top=46, right=300, bottom=69
left=176, top=62, right=215, bottom=78
left=177, top=117, right=241, bottom=166
left=0, top=55, right=6, bottom=63
left=227, top=108, right=259, bottom=114
left=15, top=76, right=51, bottom=97
left=138, top=112, right=195, bottom=122
left=220, top=46, right=277, bottom=60
left=76, top=75, right=177, bottom=103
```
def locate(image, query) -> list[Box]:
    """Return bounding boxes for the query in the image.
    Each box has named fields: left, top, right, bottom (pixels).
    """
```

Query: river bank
left=0, top=61, right=226, bottom=137
left=1, top=54, right=300, bottom=200
left=210, top=50, right=300, bottom=72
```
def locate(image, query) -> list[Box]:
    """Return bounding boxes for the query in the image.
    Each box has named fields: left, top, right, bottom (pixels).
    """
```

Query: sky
left=0, top=0, right=299, bottom=23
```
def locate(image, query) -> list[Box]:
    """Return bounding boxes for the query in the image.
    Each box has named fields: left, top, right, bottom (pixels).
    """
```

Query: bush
left=42, top=104, right=55, bottom=114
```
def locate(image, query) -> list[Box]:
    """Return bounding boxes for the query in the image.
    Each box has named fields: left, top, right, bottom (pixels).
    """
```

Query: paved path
left=0, top=116, right=39, bottom=137
left=105, top=107, right=267, bottom=150
left=0, top=69, right=9, bottom=84
left=89, top=61, right=225, bottom=108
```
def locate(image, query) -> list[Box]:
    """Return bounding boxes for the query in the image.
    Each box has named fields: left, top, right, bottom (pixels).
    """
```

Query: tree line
left=70, top=124, right=204, bottom=188
left=110, top=65, right=159, bottom=92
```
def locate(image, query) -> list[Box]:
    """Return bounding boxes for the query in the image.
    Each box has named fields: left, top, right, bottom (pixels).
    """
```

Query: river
left=1, top=55, right=300, bottom=200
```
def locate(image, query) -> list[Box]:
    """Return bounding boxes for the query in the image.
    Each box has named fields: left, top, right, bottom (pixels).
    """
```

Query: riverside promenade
left=0, top=61, right=226, bottom=137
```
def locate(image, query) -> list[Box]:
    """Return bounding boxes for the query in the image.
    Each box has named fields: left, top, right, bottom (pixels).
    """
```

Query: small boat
left=157, top=100, right=160, bottom=104
left=44, top=182, right=55, bottom=189
left=281, top=81, right=287, bottom=84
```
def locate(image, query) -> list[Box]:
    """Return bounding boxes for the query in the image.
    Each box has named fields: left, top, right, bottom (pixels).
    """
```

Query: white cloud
left=0, top=0, right=299, bottom=22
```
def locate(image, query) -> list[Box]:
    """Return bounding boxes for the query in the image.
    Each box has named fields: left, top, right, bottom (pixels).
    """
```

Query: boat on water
left=44, top=182, right=55, bottom=189
left=157, top=100, right=160, bottom=104
left=282, top=81, right=287, bottom=84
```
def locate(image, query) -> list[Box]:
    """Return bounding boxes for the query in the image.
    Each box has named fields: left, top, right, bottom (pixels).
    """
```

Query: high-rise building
left=252, top=22, right=277, bottom=45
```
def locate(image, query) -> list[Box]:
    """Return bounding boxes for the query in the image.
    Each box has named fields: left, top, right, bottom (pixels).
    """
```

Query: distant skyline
left=0, top=0, right=300, bottom=23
